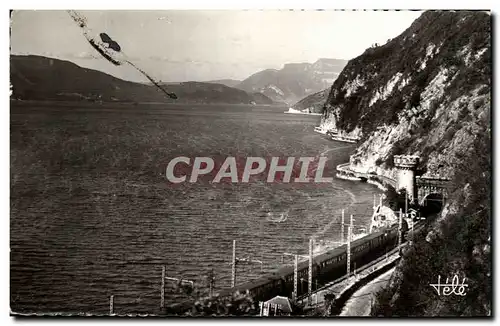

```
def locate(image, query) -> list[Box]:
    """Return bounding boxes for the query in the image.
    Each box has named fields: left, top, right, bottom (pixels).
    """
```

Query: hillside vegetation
left=316, top=10, right=491, bottom=316
left=321, top=10, right=490, bottom=179
left=372, top=121, right=490, bottom=316
left=292, top=88, right=330, bottom=113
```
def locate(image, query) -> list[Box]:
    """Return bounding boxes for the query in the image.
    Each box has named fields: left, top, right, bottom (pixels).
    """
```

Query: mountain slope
left=10, top=55, right=274, bottom=105
left=237, top=58, right=347, bottom=105
left=291, top=88, right=330, bottom=113
left=317, top=10, right=491, bottom=316
left=320, top=10, right=490, bottom=179
left=11, top=55, right=165, bottom=102
left=164, top=81, right=275, bottom=105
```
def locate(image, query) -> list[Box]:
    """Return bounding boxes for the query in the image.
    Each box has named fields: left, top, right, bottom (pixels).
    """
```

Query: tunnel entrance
left=420, top=193, right=444, bottom=216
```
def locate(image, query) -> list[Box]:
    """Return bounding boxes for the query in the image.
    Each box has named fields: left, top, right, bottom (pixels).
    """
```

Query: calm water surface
left=10, top=102, right=380, bottom=314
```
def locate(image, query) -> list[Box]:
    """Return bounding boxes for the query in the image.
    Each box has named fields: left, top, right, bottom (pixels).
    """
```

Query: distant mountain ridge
left=204, top=79, right=241, bottom=88
left=236, top=58, right=347, bottom=105
left=10, top=55, right=275, bottom=105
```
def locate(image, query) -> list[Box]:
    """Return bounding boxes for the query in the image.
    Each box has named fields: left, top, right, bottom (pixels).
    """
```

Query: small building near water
left=259, top=296, right=293, bottom=316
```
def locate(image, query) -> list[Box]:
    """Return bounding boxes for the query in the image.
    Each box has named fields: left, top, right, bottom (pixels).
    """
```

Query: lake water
left=10, top=101, right=380, bottom=315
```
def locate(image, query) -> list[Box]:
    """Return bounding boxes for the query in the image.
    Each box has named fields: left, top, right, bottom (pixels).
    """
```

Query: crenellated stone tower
left=394, top=155, right=420, bottom=202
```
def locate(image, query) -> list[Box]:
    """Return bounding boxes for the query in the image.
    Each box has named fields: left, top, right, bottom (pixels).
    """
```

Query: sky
left=10, top=10, right=423, bottom=82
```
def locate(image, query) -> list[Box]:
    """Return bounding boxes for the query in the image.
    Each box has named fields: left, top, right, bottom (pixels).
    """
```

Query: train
left=216, top=223, right=402, bottom=303
left=167, top=222, right=404, bottom=314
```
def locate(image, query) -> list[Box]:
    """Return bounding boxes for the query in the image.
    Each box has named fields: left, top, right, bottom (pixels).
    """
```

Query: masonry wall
left=396, top=169, right=416, bottom=201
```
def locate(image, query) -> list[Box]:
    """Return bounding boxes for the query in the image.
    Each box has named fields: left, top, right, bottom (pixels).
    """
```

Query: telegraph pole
left=206, top=268, right=215, bottom=297
left=341, top=209, right=345, bottom=244
left=350, top=214, right=354, bottom=235
left=406, top=190, right=413, bottom=245
left=346, top=215, right=354, bottom=278
left=231, top=240, right=263, bottom=288
left=398, top=209, right=402, bottom=251
left=293, top=255, right=298, bottom=300
left=282, top=252, right=308, bottom=300
left=350, top=214, right=354, bottom=243
left=109, top=295, right=114, bottom=316
left=231, top=240, right=236, bottom=288
left=160, top=265, right=166, bottom=308
left=405, top=190, right=408, bottom=217
left=126, top=262, right=192, bottom=309
left=373, top=194, right=376, bottom=211
left=308, top=238, right=313, bottom=305
left=347, top=226, right=351, bottom=278
left=411, top=217, right=414, bottom=245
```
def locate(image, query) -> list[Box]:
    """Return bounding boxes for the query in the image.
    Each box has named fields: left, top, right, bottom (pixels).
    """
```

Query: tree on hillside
left=186, top=290, right=258, bottom=316
left=383, top=185, right=410, bottom=212
left=168, top=270, right=258, bottom=316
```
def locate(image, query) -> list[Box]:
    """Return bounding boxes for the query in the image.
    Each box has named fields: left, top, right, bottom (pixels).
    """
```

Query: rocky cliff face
left=320, top=11, right=490, bottom=182
left=317, top=10, right=491, bottom=316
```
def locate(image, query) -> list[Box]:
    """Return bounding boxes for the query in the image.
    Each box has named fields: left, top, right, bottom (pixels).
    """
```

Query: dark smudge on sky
left=67, top=10, right=178, bottom=100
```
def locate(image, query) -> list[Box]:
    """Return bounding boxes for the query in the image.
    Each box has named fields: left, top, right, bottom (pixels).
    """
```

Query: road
left=299, top=245, right=401, bottom=310
left=339, top=267, right=395, bottom=316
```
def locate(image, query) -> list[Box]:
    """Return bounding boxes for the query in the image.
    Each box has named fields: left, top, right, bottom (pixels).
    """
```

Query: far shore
left=10, top=98, right=287, bottom=107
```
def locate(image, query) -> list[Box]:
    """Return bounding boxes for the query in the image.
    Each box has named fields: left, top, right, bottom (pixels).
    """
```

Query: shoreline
left=313, top=127, right=360, bottom=143
left=335, top=162, right=395, bottom=192
left=284, top=108, right=322, bottom=116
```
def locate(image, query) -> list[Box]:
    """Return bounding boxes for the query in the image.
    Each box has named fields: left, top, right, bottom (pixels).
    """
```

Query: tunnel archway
left=420, top=193, right=444, bottom=216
